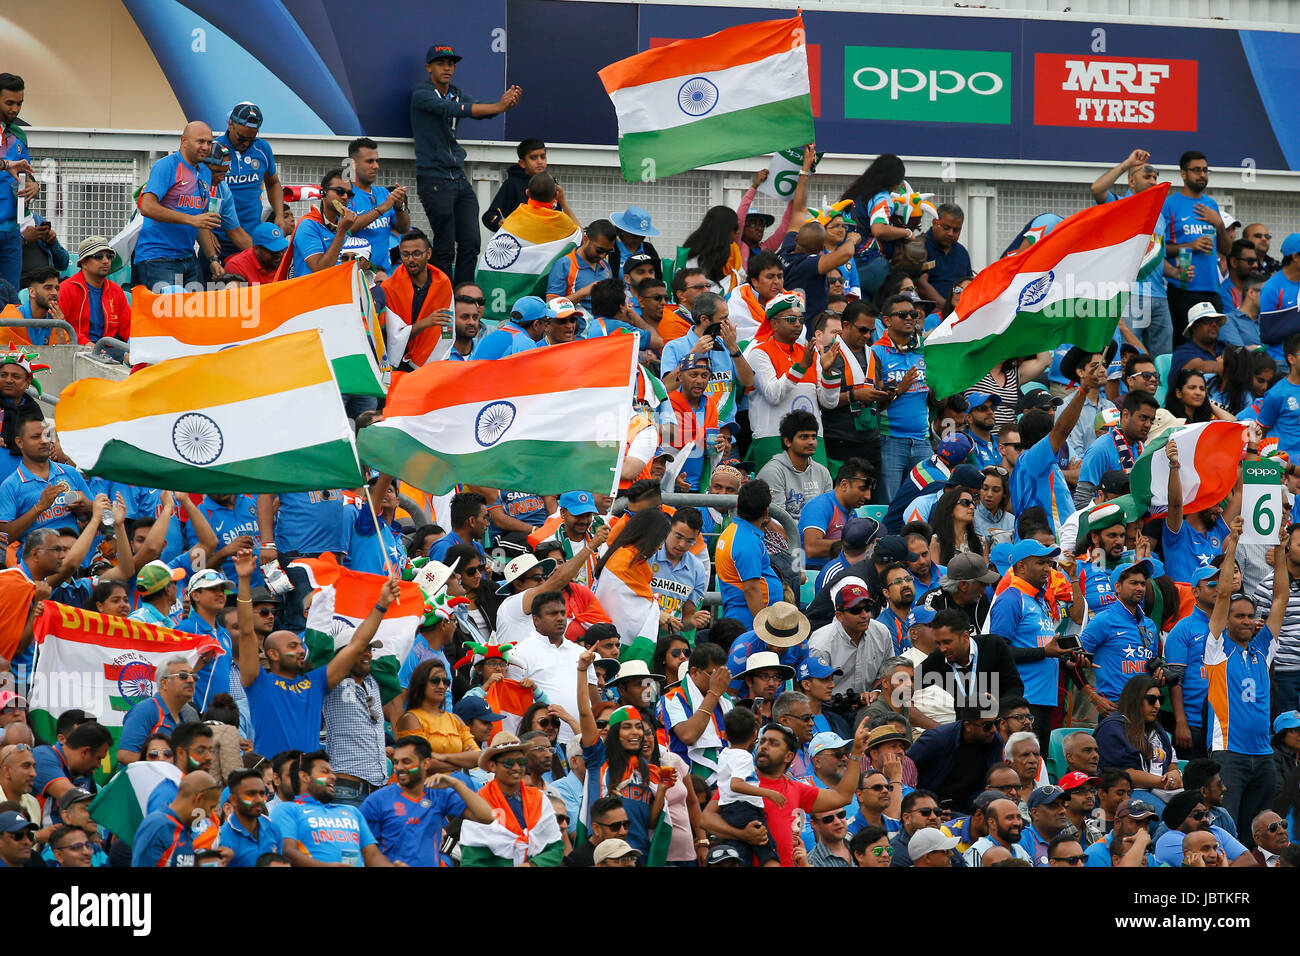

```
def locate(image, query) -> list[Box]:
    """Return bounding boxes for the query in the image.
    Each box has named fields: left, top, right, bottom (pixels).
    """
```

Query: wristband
left=730, top=350, right=741, bottom=358
left=260, top=542, right=275, bottom=549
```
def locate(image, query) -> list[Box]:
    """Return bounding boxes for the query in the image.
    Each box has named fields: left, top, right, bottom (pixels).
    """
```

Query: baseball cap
left=137, top=560, right=186, bottom=596
left=989, top=541, right=1015, bottom=574
left=202, top=142, right=232, bottom=168
left=1281, top=233, right=1300, bottom=258
left=1098, top=470, right=1130, bottom=496
left=1190, top=565, right=1220, bottom=585
left=558, top=491, right=597, bottom=516
left=76, top=236, right=113, bottom=263
left=834, top=583, right=871, bottom=611
left=510, top=295, right=549, bottom=325
left=965, top=391, right=1001, bottom=411
left=454, top=696, right=505, bottom=725
left=0, top=810, right=36, bottom=835
left=1058, top=771, right=1101, bottom=792
left=940, top=552, right=1001, bottom=587
left=1187, top=300, right=1226, bottom=327
left=593, top=838, right=641, bottom=865
left=0, top=691, right=26, bottom=710
left=808, top=731, right=852, bottom=758
left=908, top=828, right=960, bottom=858
left=1272, top=710, right=1300, bottom=734
left=934, top=433, right=974, bottom=469
left=251, top=222, right=289, bottom=253
left=1027, top=785, right=1066, bottom=809
left=946, top=464, right=985, bottom=490
left=1022, top=390, right=1063, bottom=411
left=875, top=535, right=909, bottom=564
left=548, top=296, right=582, bottom=321
left=623, top=252, right=656, bottom=275
left=229, top=101, right=264, bottom=129
left=707, top=844, right=743, bottom=865
left=842, top=516, right=880, bottom=552
left=1116, top=799, right=1158, bottom=822
left=677, top=352, right=713, bottom=373
left=798, top=657, right=844, bottom=683
left=907, top=606, right=936, bottom=629
left=1008, top=539, right=1061, bottom=565
left=426, top=44, right=463, bottom=63
left=187, top=568, right=235, bottom=594
left=1109, top=558, right=1154, bottom=590
left=58, top=787, right=94, bottom=813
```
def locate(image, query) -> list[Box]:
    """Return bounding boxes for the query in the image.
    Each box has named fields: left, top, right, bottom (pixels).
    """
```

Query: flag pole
left=366, top=484, right=396, bottom=580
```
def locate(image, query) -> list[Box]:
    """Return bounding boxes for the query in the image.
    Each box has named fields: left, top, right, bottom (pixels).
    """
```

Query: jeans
left=878, top=435, right=930, bottom=506
left=1127, top=291, right=1173, bottom=359
left=0, top=228, right=21, bottom=289
left=1271, top=668, right=1300, bottom=718
left=1213, top=750, right=1277, bottom=848
left=132, top=255, right=200, bottom=293
left=417, top=174, right=480, bottom=285
left=331, top=778, right=373, bottom=808
left=343, top=394, right=380, bottom=420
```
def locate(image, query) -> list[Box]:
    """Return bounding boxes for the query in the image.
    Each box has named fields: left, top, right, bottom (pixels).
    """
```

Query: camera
left=1147, top=655, right=1183, bottom=686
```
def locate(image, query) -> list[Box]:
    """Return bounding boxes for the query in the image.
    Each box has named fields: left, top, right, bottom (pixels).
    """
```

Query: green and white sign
left=1241, top=459, right=1284, bottom=546
left=844, top=47, right=1012, bottom=124
left=758, top=147, right=825, bottom=201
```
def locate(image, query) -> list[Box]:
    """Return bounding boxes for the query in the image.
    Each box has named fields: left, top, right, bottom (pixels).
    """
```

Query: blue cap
left=454, top=696, right=505, bottom=724
left=202, top=141, right=231, bottom=168
left=966, top=391, right=1001, bottom=410
left=946, top=464, right=985, bottom=490
left=229, top=101, right=264, bottom=129
left=1109, top=558, right=1154, bottom=590
left=1027, top=785, right=1066, bottom=810
left=843, top=516, right=880, bottom=551
left=511, top=295, right=549, bottom=324
left=677, top=352, right=713, bottom=373
left=0, top=810, right=36, bottom=834
left=1273, top=710, right=1300, bottom=734
left=1146, top=556, right=1165, bottom=579
left=990, top=542, right=1015, bottom=574
left=808, top=731, right=853, bottom=759
left=1009, top=539, right=1061, bottom=565
left=1282, top=234, right=1300, bottom=258
left=610, top=205, right=661, bottom=237
left=798, top=657, right=843, bottom=682
left=558, top=490, right=597, bottom=516
left=1190, top=565, right=1220, bottom=585
left=907, top=606, right=936, bottom=629
left=251, top=222, right=288, bottom=252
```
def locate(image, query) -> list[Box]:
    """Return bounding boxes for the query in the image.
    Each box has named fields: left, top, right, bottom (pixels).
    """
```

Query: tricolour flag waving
left=129, top=261, right=384, bottom=396
left=1128, top=420, right=1248, bottom=518
left=358, top=335, right=638, bottom=496
left=459, top=778, right=565, bottom=867
left=28, top=602, right=227, bottom=759
left=88, top=761, right=183, bottom=848
left=923, top=183, right=1169, bottom=398
left=293, top=554, right=425, bottom=704
left=476, top=203, right=581, bottom=320
left=598, top=16, right=814, bottom=182
left=56, top=331, right=364, bottom=494
left=593, top=546, right=661, bottom=664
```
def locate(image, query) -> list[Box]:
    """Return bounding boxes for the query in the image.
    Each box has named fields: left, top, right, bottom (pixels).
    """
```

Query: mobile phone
left=1056, top=634, right=1081, bottom=651
left=703, top=322, right=724, bottom=347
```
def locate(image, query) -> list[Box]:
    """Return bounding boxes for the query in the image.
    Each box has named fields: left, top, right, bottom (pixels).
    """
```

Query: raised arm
left=785, top=146, right=816, bottom=237
left=176, top=492, right=218, bottom=558
left=233, top=548, right=260, bottom=688
left=1268, top=519, right=1290, bottom=637
left=1207, top=517, right=1241, bottom=638
left=50, top=494, right=109, bottom=586
left=1090, top=149, right=1148, bottom=204
left=132, top=491, right=176, bottom=568
left=1050, top=362, right=1106, bottom=454
left=326, top=573, right=399, bottom=689
left=522, top=525, right=609, bottom=614
left=576, top=648, right=599, bottom=746
left=1165, top=439, right=1184, bottom=534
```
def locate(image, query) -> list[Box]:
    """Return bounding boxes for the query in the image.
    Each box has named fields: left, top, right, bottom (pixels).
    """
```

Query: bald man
left=132, top=770, right=224, bottom=867
left=133, top=120, right=222, bottom=291
left=1, top=723, right=33, bottom=747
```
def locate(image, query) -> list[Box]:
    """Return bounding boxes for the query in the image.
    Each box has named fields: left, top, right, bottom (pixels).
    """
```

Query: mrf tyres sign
left=1034, top=53, right=1198, bottom=130
left=844, top=46, right=1011, bottom=124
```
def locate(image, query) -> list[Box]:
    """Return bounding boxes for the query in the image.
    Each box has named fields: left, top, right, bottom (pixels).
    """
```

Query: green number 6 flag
left=1241, top=460, right=1284, bottom=545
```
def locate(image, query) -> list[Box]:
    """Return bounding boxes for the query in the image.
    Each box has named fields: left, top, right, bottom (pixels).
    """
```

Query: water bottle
left=341, top=846, right=360, bottom=867
left=207, top=184, right=222, bottom=219
left=1177, top=248, right=1191, bottom=284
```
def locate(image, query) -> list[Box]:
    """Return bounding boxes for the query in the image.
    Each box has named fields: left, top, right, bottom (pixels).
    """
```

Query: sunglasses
left=87, top=251, right=114, bottom=261
left=912, top=807, right=939, bottom=817
left=253, top=606, right=275, bottom=616
left=956, top=497, right=976, bottom=508
left=495, top=756, right=528, bottom=769
left=7, top=830, right=33, bottom=843
left=327, top=186, right=354, bottom=199
left=887, top=310, right=919, bottom=320
left=555, top=815, right=569, bottom=825
left=600, top=819, right=631, bottom=831
left=460, top=565, right=483, bottom=576
left=165, top=671, right=195, bottom=682
left=869, top=844, right=894, bottom=858
left=147, top=749, right=174, bottom=759
left=596, top=720, right=608, bottom=729
left=55, top=841, right=90, bottom=853
left=537, top=717, right=560, bottom=729
left=552, top=316, right=579, bottom=325
left=427, top=676, right=452, bottom=686
left=1190, top=809, right=1209, bottom=821
left=1130, top=371, right=1161, bottom=383
left=863, top=782, right=896, bottom=792
left=667, top=647, right=689, bottom=658
left=644, top=294, right=667, bottom=301
left=816, top=809, right=847, bottom=824
left=522, top=573, right=545, bottom=584
left=455, top=295, right=486, bottom=306
left=853, top=325, right=873, bottom=335
left=999, top=442, right=1023, bottom=450
left=1144, top=694, right=1163, bottom=706
left=1262, top=821, right=1286, bottom=833
left=1051, top=854, right=1086, bottom=864
left=886, top=578, right=912, bottom=588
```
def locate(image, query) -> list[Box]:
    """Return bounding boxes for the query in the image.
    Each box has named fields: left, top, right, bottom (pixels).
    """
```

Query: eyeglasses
left=1143, top=694, right=1163, bottom=706
left=56, top=841, right=90, bottom=853
left=1130, top=370, right=1161, bottom=383
left=147, top=749, right=174, bottom=759
left=999, top=442, right=1023, bottom=450
left=165, top=671, right=195, bottom=682
left=1004, top=713, right=1033, bottom=725
left=869, top=844, right=894, bottom=858
left=956, top=497, right=976, bottom=508
left=599, top=818, right=631, bottom=831
left=461, top=565, right=483, bottom=576
left=455, top=295, right=486, bottom=306
left=1051, top=854, right=1086, bottom=864
left=912, top=807, right=938, bottom=817
left=667, top=647, right=689, bottom=658
left=327, top=186, right=354, bottom=199
left=495, top=756, right=528, bottom=769
left=816, top=809, right=847, bottom=824
left=427, top=676, right=452, bottom=686
left=886, top=577, right=911, bottom=588
left=1186, top=166, right=1210, bottom=174
left=537, top=717, right=560, bottom=729
left=87, top=251, right=114, bottom=261
left=887, top=310, right=919, bottom=320
left=254, top=607, right=275, bottom=616
left=683, top=283, right=710, bottom=292
left=863, top=782, right=896, bottom=792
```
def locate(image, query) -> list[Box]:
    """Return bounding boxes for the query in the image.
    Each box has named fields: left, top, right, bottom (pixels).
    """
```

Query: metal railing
left=2, top=316, right=78, bottom=343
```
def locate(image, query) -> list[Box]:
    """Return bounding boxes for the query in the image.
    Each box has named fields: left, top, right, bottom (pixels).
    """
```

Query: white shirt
left=716, top=747, right=763, bottom=808
left=964, top=835, right=1032, bottom=867
left=809, top=618, right=894, bottom=697
left=506, top=631, right=584, bottom=744
left=494, top=591, right=532, bottom=645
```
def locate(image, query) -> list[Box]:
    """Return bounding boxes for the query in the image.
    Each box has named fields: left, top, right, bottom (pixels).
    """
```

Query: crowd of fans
left=1, top=51, right=1300, bottom=869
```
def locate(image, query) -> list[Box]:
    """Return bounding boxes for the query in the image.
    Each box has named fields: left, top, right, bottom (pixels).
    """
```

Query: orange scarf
left=480, top=778, right=544, bottom=842
left=271, top=205, right=326, bottom=283
left=381, top=264, right=453, bottom=365
left=754, top=337, right=817, bottom=384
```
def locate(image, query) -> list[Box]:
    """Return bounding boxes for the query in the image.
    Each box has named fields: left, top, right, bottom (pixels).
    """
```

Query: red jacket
left=58, top=271, right=130, bottom=345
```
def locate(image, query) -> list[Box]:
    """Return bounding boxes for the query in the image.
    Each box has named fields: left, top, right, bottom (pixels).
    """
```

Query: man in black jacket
left=919, top=609, right=1024, bottom=713
left=920, top=552, right=999, bottom=634
left=482, top=141, right=577, bottom=232
left=906, top=706, right=1005, bottom=812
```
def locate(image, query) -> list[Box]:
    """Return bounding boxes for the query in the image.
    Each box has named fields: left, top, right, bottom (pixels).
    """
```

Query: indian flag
left=57, top=331, right=363, bottom=494
left=129, top=261, right=384, bottom=396
left=1129, top=420, right=1248, bottom=518
left=87, top=761, right=184, bottom=848
left=460, top=782, right=565, bottom=867
left=358, top=335, right=638, bottom=496
left=923, top=183, right=1169, bottom=398
left=598, top=16, right=814, bottom=182
left=294, top=554, right=426, bottom=704
left=476, top=203, right=581, bottom=321
left=27, top=602, right=227, bottom=772
left=593, top=546, right=661, bottom=663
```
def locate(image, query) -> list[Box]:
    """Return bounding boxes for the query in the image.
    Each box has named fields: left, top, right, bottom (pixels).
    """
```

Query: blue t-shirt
left=0, top=130, right=31, bottom=229
left=288, top=216, right=373, bottom=279
left=198, top=494, right=262, bottom=584
left=1153, top=824, right=1245, bottom=867
left=17, top=301, right=50, bottom=345
left=1255, top=378, right=1300, bottom=462
left=134, top=152, right=212, bottom=262
left=0, top=462, right=93, bottom=546
left=1008, top=436, right=1073, bottom=532
left=119, top=694, right=190, bottom=757
left=1219, top=309, right=1262, bottom=350
left=360, top=782, right=466, bottom=867
left=649, top=545, right=708, bottom=621
left=218, top=814, right=283, bottom=867
left=1105, top=189, right=1167, bottom=297
left=428, top=531, right=487, bottom=564
left=273, top=490, right=349, bottom=556
left=969, top=432, right=1000, bottom=468
left=1162, top=192, right=1222, bottom=293
left=546, top=252, right=610, bottom=310
left=492, top=491, right=550, bottom=530
left=662, top=331, right=739, bottom=409
left=349, top=184, right=397, bottom=272
left=1206, top=625, right=1277, bottom=755
left=32, top=743, right=75, bottom=823
left=1169, top=341, right=1223, bottom=388
left=175, top=612, right=232, bottom=708
left=798, top=491, right=849, bottom=572
left=923, top=232, right=972, bottom=301
left=276, top=793, right=376, bottom=865
left=581, top=737, right=654, bottom=854
left=345, top=503, right=405, bottom=576
left=85, top=285, right=105, bottom=341
left=987, top=584, right=1059, bottom=706
left=473, top=322, right=528, bottom=361
left=871, top=337, right=928, bottom=440
left=245, top=664, right=330, bottom=759
left=715, top=517, right=782, bottom=628
left=132, top=809, right=195, bottom=867
left=584, top=316, right=652, bottom=351
left=1078, top=432, right=1126, bottom=488
left=1164, top=605, right=1211, bottom=727
left=1162, top=517, right=1227, bottom=585
left=214, top=134, right=277, bottom=232
left=1080, top=600, right=1159, bottom=701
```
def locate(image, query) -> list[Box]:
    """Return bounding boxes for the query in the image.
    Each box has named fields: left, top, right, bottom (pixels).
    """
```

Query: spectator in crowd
left=214, top=102, right=286, bottom=245
left=18, top=215, right=67, bottom=290
left=58, top=237, right=130, bottom=345
left=344, top=137, right=409, bottom=280
left=117, top=656, right=201, bottom=766
left=0, top=74, right=39, bottom=290
left=1163, top=150, right=1230, bottom=343
left=133, top=121, right=217, bottom=290
left=918, top=203, right=971, bottom=306
left=223, top=222, right=288, bottom=286
left=484, top=138, right=563, bottom=232
left=547, top=220, right=615, bottom=312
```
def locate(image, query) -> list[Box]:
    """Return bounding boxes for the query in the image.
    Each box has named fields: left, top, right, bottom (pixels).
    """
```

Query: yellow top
left=398, top=707, right=479, bottom=757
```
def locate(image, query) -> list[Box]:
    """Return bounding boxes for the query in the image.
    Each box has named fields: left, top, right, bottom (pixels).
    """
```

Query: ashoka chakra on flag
left=484, top=233, right=523, bottom=270
left=171, top=412, right=224, bottom=465
left=475, top=401, right=517, bottom=447
left=678, top=77, right=719, bottom=115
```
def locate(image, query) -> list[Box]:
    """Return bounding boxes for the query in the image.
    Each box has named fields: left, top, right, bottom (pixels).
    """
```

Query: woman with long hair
left=445, top=542, right=498, bottom=637
left=92, top=580, right=129, bottom=616
left=928, top=485, right=983, bottom=565
left=576, top=647, right=671, bottom=855
left=839, top=153, right=910, bottom=298
left=1211, top=346, right=1275, bottom=415
left=652, top=634, right=692, bottom=687
left=974, top=466, right=1014, bottom=542
left=682, top=205, right=743, bottom=294
left=1165, top=368, right=1235, bottom=423
left=397, top=659, right=480, bottom=770
left=594, top=510, right=672, bottom=655
left=1095, top=674, right=1182, bottom=808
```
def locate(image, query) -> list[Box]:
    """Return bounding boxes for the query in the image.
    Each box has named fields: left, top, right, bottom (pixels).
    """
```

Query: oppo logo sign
left=851, top=67, right=1004, bottom=102
left=844, top=46, right=1012, bottom=124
